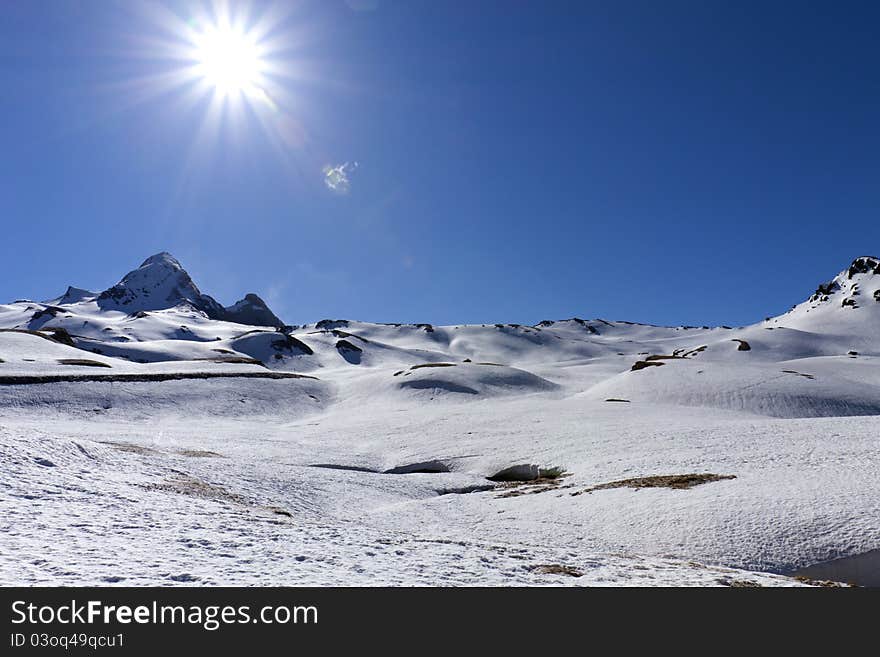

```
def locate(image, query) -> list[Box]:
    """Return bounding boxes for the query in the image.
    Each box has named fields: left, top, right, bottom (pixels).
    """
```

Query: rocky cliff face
left=223, top=293, right=284, bottom=328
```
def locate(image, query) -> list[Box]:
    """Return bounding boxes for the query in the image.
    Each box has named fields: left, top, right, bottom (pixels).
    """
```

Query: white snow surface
left=1, top=254, right=879, bottom=586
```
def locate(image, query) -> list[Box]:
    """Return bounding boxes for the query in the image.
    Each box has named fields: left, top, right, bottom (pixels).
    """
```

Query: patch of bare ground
left=57, top=358, right=111, bottom=368
left=142, top=474, right=294, bottom=519
left=176, top=449, right=223, bottom=458
left=529, top=564, right=583, bottom=578
left=716, top=578, right=763, bottom=587
left=494, top=469, right=572, bottom=499
left=571, top=473, right=736, bottom=496
left=142, top=474, right=248, bottom=505
left=101, top=441, right=159, bottom=455
left=631, top=360, right=665, bottom=371
left=794, top=576, right=849, bottom=588
left=633, top=348, right=709, bottom=371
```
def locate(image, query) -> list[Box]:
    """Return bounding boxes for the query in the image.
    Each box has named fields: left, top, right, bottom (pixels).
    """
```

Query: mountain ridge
left=5, top=252, right=877, bottom=338
left=75, top=252, right=285, bottom=328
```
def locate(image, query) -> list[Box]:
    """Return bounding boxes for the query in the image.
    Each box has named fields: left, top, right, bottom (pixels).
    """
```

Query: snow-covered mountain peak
left=95, top=252, right=225, bottom=317
left=806, top=256, right=880, bottom=305
left=139, top=251, right=183, bottom=269
left=845, top=255, right=880, bottom=279
left=763, top=255, right=880, bottom=332
left=73, top=252, right=286, bottom=328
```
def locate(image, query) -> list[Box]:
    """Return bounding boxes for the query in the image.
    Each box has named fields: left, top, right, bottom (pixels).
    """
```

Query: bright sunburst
left=193, top=24, right=264, bottom=96
left=124, top=1, right=301, bottom=115
left=113, top=1, right=335, bottom=190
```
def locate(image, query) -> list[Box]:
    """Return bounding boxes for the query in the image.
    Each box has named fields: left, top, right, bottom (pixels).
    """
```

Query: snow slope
left=1, top=253, right=878, bottom=586
left=0, top=424, right=814, bottom=587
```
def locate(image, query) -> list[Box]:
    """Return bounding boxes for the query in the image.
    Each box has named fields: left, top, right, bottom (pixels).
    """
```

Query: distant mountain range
left=25, top=251, right=880, bottom=334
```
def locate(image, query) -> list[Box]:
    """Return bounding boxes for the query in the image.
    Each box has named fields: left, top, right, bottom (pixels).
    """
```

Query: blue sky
left=1, top=1, right=877, bottom=327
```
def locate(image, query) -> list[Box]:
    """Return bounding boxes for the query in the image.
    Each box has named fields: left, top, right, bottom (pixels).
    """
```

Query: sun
left=117, top=1, right=317, bottom=157
left=193, top=25, right=264, bottom=96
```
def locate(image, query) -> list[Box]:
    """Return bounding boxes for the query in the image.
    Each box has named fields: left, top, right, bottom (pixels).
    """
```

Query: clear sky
left=1, top=1, right=877, bottom=327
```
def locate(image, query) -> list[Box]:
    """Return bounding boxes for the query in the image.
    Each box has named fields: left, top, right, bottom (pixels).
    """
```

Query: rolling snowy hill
left=1, top=253, right=878, bottom=586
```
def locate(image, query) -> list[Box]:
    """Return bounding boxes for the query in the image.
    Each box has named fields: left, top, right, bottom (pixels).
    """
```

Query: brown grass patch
left=572, top=473, right=736, bottom=496
left=176, top=449, right=223, bottom=458
left=529, top=564, right=583, bottom=578
left=143, top=474, right=247, bottom=504
left=718, top=578, right=763, bottom=587
left=102, top=441, right=158, bottom=455
left=494, top=468, right=571, bottom=498
left=794, top=576, right=848, bottom=588
left=57, top=358, right=111, bottom=368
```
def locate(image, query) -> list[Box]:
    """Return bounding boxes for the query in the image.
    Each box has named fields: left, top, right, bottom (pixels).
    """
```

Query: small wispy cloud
left=323, top=161, right=358, bottom=194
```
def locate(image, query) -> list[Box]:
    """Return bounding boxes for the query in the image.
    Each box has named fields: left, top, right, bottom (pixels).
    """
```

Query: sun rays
left=117, top=1, right=313, bottom=145
left=96, top=1, right=360, bottom=198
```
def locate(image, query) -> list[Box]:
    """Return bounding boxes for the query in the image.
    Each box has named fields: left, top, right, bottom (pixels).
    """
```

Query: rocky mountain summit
left=85, top=252, right=284, bottom=327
